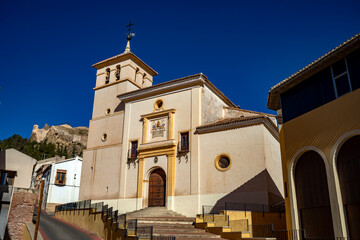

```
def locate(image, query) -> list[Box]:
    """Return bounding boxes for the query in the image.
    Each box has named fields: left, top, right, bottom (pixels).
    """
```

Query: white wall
left=47, top=157, right=82, bottom=204
left=1, top=149, right=37, bottom=189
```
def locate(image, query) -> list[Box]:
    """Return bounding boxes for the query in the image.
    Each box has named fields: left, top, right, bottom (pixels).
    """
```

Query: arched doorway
left=294, top=151, right=334, bottom=238
left=337, top=136, right=360, bottom=240
left=148, top=168, right=166, bottom=207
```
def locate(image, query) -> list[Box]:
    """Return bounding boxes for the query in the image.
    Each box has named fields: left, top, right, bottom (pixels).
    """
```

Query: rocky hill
left=30, top=124, right=88, bottom=157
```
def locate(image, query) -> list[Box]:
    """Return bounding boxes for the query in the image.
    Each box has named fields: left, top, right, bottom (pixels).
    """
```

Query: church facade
left=79, top=44, right=284, bottom=216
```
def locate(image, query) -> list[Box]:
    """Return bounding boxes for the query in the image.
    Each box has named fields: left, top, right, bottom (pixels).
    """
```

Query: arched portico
left=294, top=150, right=334, bottom=238
left=336, top=135, right=360, bottom=240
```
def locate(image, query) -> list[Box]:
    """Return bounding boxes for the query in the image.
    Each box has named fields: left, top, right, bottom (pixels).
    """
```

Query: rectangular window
left=130, top=140, right=138, bottom=159
left=55, top=170, right=67, bottom=185
left=0, top=171, right=15, bottom=186
left=331, top=58, right=352, bottom=97
left=281, top=67, right=335, bottom=122
left=179, top=132, right=189, bottom=152
left=281, top=50, right=359, bottom=123
left=347, top=48, right=360, bottom=91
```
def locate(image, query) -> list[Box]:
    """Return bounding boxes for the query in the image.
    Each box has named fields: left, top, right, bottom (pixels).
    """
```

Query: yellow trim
left=168, top=112, right=174, bottom=140
left=141, top=109, right=176, bottom=144
left=153, top=99, right=164, bottom=111
left=142, top=118, right=148, bottom=144
left=138, top=142, right=176, bottom=158
left=141, top=109, right=176, bottom=119
left=137, top=157, right=145, bottom=198
left=214, top=153, right=232, bottom=172
left=93, top=78, right=142, bottom=91
left=178, top=129, right=191, bottom=152
left=167, top=154, right=176, bottom=196
left=136, top=143, right=177, bottom=199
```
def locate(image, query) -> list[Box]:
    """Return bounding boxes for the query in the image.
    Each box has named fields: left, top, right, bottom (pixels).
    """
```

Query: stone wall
left=6, top=189, right=38, bottom=240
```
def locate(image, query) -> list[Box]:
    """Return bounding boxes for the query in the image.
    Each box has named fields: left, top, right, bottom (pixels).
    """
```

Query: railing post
left=135, top=219, right=138, bottom=235
left=262, top=204, right=265, bottom=217
left=150, top=226, right=153, bottom=240
left=202, top=205, right=204, bottom=218
left=245, top=203, right=246, bottom=217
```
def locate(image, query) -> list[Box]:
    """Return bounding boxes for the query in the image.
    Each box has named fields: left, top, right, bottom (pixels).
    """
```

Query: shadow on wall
left=114, top=102, right=125, bottom=113
left=212, top=169, right=283, bottom=211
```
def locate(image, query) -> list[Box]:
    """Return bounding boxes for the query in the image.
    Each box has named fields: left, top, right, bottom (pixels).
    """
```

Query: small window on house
left=129, top=140, right=138, bottom=159
left=105, top=68, right=110, bottom=84
left=179, top=132, right=189, bottom=152
left=105, top=108, right=111, bottom=116
left=0, top=171, right=15, bottom=186
left=55, top=170, right=67, bottom=185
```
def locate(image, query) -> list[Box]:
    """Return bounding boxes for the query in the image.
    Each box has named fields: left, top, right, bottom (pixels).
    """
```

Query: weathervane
left=124, top=21, right=135, bottom=53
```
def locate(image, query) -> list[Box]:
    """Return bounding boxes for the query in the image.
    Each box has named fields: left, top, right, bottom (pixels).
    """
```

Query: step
left=153, top=231, right=221, bottom=238
left=152, top=227, right=206, bottom=233
left=137, top=223, right=195, bottom=229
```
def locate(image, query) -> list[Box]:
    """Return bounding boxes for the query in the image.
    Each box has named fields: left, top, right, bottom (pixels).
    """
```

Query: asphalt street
left=39, top=212, right=99, bottom=240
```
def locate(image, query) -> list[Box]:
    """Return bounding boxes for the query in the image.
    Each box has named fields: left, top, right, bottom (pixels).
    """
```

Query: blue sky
left=0, top=0, right=359, bottom=140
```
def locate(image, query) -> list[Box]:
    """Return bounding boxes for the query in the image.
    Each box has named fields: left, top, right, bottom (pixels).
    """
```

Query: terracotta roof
left=197, top=115, right=269, bottom=129
left=223, top=106, right=276, bottom=117
left=196, top=115, right=279, bottom=138
left=267, top=33, right=360, bottom=110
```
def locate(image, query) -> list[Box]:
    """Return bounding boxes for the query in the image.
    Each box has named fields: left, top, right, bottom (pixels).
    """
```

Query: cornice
left=141, top=109, right=176, bottom=119
left=138, top=139, right=176, bottom=158
left=196, top=117, right=279, bottom=140
left=92, top=52, right=158, bottom=76
left=117, top=73, right=236, bottom=107
left=93, top=78, right=141, bottom=91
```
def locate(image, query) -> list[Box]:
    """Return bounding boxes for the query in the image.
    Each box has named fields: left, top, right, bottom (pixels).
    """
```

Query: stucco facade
left=0, top=149, right=36, bottom=189
left=79, top=47, right=283, bottom=217
left=267, top=33, right=360, bottom=239
left=47, top=156, right=83, bottom=204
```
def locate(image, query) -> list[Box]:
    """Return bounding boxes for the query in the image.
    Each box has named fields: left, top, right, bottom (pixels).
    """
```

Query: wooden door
left=148, top=169, right=166, bottom=207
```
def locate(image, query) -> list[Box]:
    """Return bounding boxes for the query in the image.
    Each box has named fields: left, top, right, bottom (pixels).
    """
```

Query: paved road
left=39, top=212, right=100, bottom=240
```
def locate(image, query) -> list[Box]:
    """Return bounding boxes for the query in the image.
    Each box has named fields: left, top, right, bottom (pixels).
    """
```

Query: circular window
left=101, top=133, right=108, bottom=142
left=215, top=154, right=231, bottom=171
left=105, top=108, right=111, bottom=115
left=154, top=99, right=164, bottom=110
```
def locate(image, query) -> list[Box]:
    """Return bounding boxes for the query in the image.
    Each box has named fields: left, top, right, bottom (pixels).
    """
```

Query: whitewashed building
left=46, top=156, right=82, bottom=204
left=79, top=39, right=284, bottom=217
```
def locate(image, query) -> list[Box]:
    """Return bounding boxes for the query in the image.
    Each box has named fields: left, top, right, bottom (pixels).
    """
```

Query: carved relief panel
left=148, top=117, right=168, bottom=142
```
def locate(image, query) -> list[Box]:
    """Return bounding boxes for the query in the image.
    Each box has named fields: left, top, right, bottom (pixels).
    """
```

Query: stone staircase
left=126, top=207, right=226, bottom=239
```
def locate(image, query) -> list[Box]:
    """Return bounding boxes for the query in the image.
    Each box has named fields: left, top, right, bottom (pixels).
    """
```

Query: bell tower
left=79, top=23, right=158, bottom=200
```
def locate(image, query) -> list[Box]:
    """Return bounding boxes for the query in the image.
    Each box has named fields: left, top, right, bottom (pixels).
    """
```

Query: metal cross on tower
left=126, top=21, right=135, bottom=40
